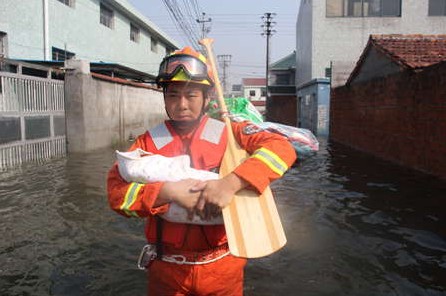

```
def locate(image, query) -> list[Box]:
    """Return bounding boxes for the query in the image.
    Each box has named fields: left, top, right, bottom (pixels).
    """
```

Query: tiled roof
left=347, top=34, right=446, bottom=85
left=242, top=78, right=266, bottom=86
left=371, top=34, right=446, bottom=69
left=270, top=51, right=296, bottom=70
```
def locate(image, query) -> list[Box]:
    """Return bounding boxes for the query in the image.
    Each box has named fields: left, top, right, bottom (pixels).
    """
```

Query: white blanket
left=116, top=148, right=223, bottom=225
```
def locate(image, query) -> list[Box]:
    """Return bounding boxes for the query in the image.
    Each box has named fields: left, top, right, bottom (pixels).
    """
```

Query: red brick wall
left=268, top=95, right=297, bottom=126
left=330, top=62, right=446, bottom=180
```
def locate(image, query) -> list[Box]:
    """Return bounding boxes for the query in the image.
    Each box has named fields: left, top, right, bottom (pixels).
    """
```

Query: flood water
left=0, top=140, right=445, bottom=296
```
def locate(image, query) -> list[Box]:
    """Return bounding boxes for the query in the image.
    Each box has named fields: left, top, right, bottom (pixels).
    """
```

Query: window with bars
left=130, top=24, right=140, bottom=42
left=52, top=47, right=75, bottom=61
left=0, top=32, right=7, bottom=57
left=57, top=0, right=74, bottom=7
left=429, top=0, right=446, bottom=15
left=100, top=3, right=114, bottom=28
left=326, top=0, right=401, bottom=17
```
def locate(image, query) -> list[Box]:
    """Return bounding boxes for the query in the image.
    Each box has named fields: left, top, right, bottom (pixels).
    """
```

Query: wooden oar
left=199, top=38, right=287, bottom=258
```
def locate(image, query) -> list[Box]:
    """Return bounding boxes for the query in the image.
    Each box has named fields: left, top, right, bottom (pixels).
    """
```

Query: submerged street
left=0, top=140, right=445, bottom=295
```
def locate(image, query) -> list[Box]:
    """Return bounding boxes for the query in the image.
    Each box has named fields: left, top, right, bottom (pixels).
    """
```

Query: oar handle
left=199, top=38, right=229, bottom=115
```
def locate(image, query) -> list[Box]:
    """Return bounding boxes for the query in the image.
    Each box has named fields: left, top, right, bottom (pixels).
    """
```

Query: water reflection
left=245, top=141, right=446, bottom=296
left=0, top=141, right=445, bottom=295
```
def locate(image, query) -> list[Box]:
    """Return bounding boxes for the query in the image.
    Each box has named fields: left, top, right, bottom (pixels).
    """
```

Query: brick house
left=268, top=51, right=297, bottom=126
left=331, top=34, right=446, bottom=180
left=296, top=0, right=446, bottom=136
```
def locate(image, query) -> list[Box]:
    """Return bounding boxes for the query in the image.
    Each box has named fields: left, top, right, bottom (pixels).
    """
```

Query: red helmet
left=156, top=47, right=214, bottom=87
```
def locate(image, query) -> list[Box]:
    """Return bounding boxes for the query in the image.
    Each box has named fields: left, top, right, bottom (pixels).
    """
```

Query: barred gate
left=0, top=71, right=66, bottom=169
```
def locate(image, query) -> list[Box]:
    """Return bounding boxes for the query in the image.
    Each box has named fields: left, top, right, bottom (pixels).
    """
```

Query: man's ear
left=203, top=96, right=211, bottom=112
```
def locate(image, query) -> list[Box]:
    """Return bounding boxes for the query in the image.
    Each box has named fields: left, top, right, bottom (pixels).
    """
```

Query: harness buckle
left=137, top=244, right=157, bottom=270
left=162, top=255, right=187, bottom=265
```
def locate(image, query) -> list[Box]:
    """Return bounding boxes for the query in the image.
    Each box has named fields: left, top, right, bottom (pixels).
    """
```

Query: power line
left=217, top=54, right=232, bottom=95
left=162, top=0, right=200, bottom=49
left=196, top=12, right=212, bottom=39
left=261, top=12, right=276, bottom=121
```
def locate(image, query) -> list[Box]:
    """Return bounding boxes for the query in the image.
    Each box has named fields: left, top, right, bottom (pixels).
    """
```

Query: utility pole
left=217, top=54, right=232, bottom=96
left=196, top=12, right=212, bottom=39
left=261, top=12, right=276, bottom=121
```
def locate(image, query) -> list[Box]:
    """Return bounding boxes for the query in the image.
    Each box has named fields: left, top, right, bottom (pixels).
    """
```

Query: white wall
left=0, top=0, right=44, bottom=60
left=244, top=86, right=265, bottom=101
left=0, top=0, right=178, bottom=75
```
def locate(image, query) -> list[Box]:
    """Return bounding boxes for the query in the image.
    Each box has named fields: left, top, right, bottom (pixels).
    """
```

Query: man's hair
left=162, top=83, right=212, bottom=99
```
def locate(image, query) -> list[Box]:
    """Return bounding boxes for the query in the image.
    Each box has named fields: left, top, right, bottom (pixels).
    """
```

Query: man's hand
left=193, top=173, right=248, bottom=220
left=156, top=179, right=207, bottom=214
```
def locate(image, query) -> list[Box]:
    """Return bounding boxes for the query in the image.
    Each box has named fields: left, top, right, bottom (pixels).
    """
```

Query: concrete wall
left=351, top=47, right=402, bottom=84
left=64, top=60, right=166, bottom=152
left=296, top=0, right=313, bottom=86
left=296, top=0, right=446, bottom=86
left=330, top=62, right=446, bottom=180
left=0, top=0, right=178, bottom=75
left=244, top=86, right=265, bottom=101
left=297, top=78, right=330, bottom=136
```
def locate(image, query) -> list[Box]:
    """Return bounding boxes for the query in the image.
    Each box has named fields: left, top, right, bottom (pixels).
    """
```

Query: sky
left=127, top=0, right=301, bottom=86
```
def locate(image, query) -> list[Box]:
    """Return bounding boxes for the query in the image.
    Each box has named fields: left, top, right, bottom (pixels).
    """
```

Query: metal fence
left=0, top=71, right=66, bottom=169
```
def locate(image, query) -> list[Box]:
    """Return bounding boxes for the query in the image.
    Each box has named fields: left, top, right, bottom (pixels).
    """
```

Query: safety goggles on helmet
left=156, top=54, right=213, bottom=86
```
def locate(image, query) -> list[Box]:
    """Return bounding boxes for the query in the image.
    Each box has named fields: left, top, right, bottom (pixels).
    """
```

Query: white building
left=0, top=0, right=179, bottom=77
left=296, top=0, right=446, bottom=87
left=242, top=78, right=266, bottom=114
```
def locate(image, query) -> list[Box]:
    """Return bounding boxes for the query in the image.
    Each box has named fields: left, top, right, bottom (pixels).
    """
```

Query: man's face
left=164, top=82, right=209, bottom=123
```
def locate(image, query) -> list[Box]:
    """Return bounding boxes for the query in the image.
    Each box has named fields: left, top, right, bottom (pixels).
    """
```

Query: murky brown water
left=0, top=140, right=445, bottom=295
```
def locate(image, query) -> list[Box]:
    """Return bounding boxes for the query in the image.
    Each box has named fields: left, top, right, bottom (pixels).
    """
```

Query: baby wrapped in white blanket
left=116, top=148, right=223, bottom=225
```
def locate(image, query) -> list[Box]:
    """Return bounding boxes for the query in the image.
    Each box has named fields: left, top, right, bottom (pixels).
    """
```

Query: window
left=0, top=117, right=21, bottom=144
left=326, top=0, right=401, bottom=17
left=429, top=0, right=446, bottom=15
left=151, top=37, right=158, bottom=53
left=249, top=90, right=256, bottom=97
left=57, top=0, right=75, bottom=7
left=275, top=74, right=289, bottom=85
left=130, top=24, right=140, bottom=42
left=25, top=116, right=51, bottom=140
left=52, top=47, right=75, bottom=61
left=100, top=3, right=114, bottom=28
left=0, top=32, right=7, bottom=57
left=325, top=67, right=332, bottom=78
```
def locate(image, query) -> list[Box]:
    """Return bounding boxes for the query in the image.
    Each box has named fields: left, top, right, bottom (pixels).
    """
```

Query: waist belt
left=137, top=243, right=230, bottom=269
left=163, top=244, right=230, bottom=265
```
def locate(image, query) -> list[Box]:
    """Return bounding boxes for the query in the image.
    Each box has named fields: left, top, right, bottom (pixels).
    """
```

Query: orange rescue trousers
left=147, top=255, right=247, bottom=296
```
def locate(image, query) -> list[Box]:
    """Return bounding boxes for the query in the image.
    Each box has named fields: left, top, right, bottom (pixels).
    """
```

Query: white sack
left=116, top=149, right=223, bottom=225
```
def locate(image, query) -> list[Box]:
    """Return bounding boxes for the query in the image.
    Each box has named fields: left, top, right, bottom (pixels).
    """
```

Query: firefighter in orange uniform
left=107, top=46, right=296, bottom=295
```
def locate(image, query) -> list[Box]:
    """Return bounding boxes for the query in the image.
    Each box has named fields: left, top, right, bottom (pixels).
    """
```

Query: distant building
left=242, top=78, right=266, bottom=114
left=297, top=0, right=446, bottom=87
left=295, top=0, right=446, bottom=135
left=229, top=84, right=243, bottom=98
left=0, top=0, right=179, bottom=78
left=268, top=51, right=297, bottom=126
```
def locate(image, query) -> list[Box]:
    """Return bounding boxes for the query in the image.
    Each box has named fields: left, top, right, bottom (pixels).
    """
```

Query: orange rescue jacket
left=107, top=115, right=297, bottom=250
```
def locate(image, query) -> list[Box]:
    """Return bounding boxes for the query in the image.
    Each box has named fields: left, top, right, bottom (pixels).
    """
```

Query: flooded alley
left=0, top=141, right=445, bottom=296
